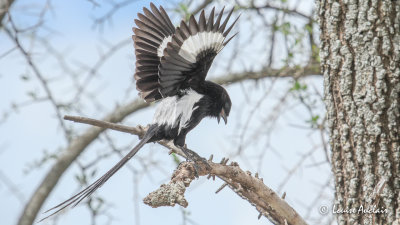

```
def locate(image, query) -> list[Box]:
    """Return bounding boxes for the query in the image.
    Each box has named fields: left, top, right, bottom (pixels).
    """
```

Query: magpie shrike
left=41, top=3, right=238, bottom=220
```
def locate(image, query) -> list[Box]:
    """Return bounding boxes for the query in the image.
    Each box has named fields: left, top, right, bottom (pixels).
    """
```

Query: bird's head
left=217, top=89, right=231, bottom=125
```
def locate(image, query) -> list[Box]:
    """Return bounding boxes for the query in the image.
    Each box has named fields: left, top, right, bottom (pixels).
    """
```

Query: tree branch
left=213, top=63, right=320, bottom=85
left=4, top=27, right=71, bottom=141
left=259, top=3, right=312, bottom=20
left=144, top=160, right=308, bottom=225
left=60, top=116, right=309, bottom=225
left=18, top=64, right=320, bottom=225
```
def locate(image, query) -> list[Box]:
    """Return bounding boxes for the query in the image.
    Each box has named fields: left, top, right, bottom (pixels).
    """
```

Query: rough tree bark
left=317, top=0, right=400, bottom=224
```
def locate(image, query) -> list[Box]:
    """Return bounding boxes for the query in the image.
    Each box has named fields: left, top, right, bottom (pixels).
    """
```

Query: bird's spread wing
left=158, top=7, right=239, bottom=97
left=133, top=3, right=175, bottom=102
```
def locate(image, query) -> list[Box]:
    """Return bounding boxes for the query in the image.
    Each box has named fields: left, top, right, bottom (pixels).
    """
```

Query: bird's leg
left=177, top=145, right=200, bottom=177
left=174, top=135, right=211, bottom=176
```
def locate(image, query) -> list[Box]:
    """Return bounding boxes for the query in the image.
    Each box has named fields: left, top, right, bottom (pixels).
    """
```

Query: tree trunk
left=317, top=0, right=400, bottom=224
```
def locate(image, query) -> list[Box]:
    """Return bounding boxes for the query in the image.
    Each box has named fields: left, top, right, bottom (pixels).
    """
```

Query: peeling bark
left=317, top=0, right=400, bottom=224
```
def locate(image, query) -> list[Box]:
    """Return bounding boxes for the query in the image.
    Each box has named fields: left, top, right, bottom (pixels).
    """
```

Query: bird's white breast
left=152, top=89, right=203, bottom=133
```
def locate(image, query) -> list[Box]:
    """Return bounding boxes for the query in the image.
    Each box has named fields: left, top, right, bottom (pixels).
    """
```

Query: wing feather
left=189, top=15, right=199, bottom=35
left=179, top=21, right=191, bottom=39
left=158, top=7, right=239, bottom=97
left=133, top=4, right=175, bottom=102
left=133, top=29, right=162, bottom=44
left=159, top=6, right=176, bottom=32
left=141, top=89, right=162, bottom=102
left=163, top=55, right=193, bottom=69
left=136, top=15, right=165, bottom=38
left=206, top=7, right=215, bottom=31
left=136, top=76, right=159, bottom=91
left=219, top=8, right=234, bottom=33
left=198, top=10, right=206, bottom=32
left=213, top=7, right=224, bottom=32
left=223, top=14, right=240, bottom=37
left=150, top=4, right=175, bottom=34
left=143, top=8, right=171, bottom=36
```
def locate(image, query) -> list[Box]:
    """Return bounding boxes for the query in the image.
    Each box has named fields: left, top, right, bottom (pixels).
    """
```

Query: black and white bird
left=41, top=3, right=238, bottom=220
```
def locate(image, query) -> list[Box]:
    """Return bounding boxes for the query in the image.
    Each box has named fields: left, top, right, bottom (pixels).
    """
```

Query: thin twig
left=4, top=25, right=71, bottom=141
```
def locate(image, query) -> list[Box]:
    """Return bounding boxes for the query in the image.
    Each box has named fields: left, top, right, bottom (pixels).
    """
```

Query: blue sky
left=0, top=1, right=331, bottom=225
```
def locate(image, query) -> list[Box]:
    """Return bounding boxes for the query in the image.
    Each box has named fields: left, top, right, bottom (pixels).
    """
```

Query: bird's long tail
left=38, top=126, right=157, bottom=222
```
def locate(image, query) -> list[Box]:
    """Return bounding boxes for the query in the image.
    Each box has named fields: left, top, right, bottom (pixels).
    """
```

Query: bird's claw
left=179, top=147, right=211, bottom=177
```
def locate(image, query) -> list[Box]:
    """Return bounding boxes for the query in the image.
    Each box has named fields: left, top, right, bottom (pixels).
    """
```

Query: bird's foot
left=184, top=148, right=212, bottom=170
left=179, top=147, right=211, bottom=177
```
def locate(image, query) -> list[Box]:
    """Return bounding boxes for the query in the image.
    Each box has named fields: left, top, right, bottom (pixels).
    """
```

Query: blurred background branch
left=0, top=0, right=15, bottom=27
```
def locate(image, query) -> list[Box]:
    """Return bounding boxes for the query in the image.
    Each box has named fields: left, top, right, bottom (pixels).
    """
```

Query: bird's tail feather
left=38, top=127, right=156, bottom=222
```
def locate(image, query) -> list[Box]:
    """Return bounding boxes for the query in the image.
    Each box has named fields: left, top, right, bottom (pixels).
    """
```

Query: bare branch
left=64, top=115, right=185, bottom=157
left=214, top=63, right=320, bottom=85
left=72, top=38, right=132, bottom=102
left=54, top=115, right=309, bottom=225
left=4, top=26, right=71, bottom=141
left=258, top=3, right=312, bottom=20
left=144, top=161, right=308, bottom=225
left=0, top=170, right=25, bottom=204
left=93, top=0, right=136, bottom=29
left=64, top=115, right=146, bottom=136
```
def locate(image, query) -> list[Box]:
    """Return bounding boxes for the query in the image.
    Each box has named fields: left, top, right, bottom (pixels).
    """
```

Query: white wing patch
left=152, top=89, right=203, bottom=133
left=157, top=35, right=172, bottom=57
left=179, top=31, right=225, bottom=63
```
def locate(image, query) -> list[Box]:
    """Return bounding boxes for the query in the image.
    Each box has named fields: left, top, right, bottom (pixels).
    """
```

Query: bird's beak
left=219, top=108, right=228, bottom=125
